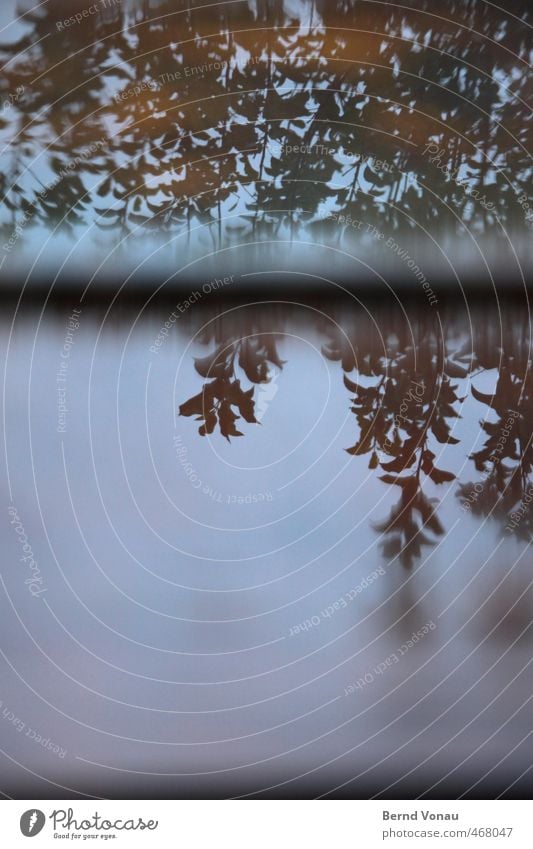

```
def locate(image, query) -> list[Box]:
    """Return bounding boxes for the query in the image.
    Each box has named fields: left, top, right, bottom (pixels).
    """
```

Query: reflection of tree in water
left=0, top=0, right=531, bottom=250
left=322, top=314, right=466, bottom=566
left=177, top=304, right=533, bottom=564
left=457, top=312, right=533, bottom=542
left=1, top=0, right=530, bottom=554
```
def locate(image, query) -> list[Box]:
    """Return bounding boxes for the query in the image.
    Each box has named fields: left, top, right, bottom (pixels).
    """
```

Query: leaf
left=239, top=340, right=269, bottom=383
left=381, top=455, right=415, bottom=473
left=431, top=417, right=453, bottom=444
left=428, top=466, right=456, bottom=484
left=199, top=411, right=217, bottom=436
left=379, top=474, right=411, bottom=487
left=97, top=177, right=112, bottom=197
left=179, top=392, right=205, bottom=418
left=95, top=207, right=119, bottom=219
left=444, top=359, right=468, bottom=378
left=227, top=381, right=257, bottom=423
left=471, top=384, right=496, bottom=406
left=218, top=401, right=243, bottom=441
left=263, top=337, right=286, bottom=369
left=346, top=441, right=371, bottom=456
left=343, top=374, right=361, bottom=393
left=321, top=344, right=341, bottom=362
left=195, top=346, right=234, bottom=379
left=382, top=534, right=402, bottom=560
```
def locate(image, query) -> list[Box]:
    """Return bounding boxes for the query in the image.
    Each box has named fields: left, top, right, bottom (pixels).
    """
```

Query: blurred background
left=0, top=0, right=532, bottom=799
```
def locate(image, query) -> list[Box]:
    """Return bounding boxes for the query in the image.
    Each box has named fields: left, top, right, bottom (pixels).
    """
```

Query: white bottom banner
left=0, top=800, right=528, bottom=848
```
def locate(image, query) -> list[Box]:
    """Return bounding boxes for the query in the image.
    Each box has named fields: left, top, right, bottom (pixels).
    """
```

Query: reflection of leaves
left=179, top=377, right=256, bottom=440
left=457, top=350, right=532, bottom=535
left=179, top=329, right=284, bottom=439
left=444, top=359, right=469, bottom=379
left=471, top=385, right=496, bottom=406
left=373, top=479, right=444, bottom=568
left=321, top=338, right=357, bottom=373
left=194, top=343, right=236, bottom=379
left=0, top=0, right=530, bottom=247
left=239, top=340, right=271, bottom=383
left=336, top=320, right=464, bottom=566
left=431, top=416, right=460, bottom=444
